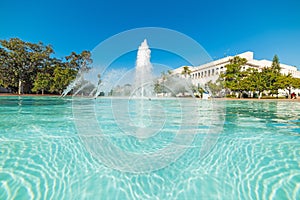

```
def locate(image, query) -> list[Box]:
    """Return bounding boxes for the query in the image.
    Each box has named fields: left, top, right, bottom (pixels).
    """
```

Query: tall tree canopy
left=221, top=56, right=247, bottom=97
left=271, top=54, right=281, bottom=74
left=0, top=38, right=92, bottom=95
left=0, top=38, right=53, bottom=94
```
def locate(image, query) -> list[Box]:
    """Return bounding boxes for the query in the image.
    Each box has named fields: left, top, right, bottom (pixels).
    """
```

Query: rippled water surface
left=0, top=96, right=300, bottom=199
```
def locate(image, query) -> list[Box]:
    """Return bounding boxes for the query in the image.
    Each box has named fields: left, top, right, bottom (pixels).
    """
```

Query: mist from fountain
left=94, top=69, right=127, bottom=98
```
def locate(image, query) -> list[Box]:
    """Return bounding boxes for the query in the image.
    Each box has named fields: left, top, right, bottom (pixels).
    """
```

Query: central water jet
left=130, top=39, right=154, bottom=130
left=134, top=39, right=153, bottom=98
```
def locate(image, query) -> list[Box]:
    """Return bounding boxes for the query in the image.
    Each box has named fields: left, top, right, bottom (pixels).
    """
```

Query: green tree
left=292, top=77, right=300, bottom=89
left=221, top=56, right=247, bottom=97
left=274, top=74, right=300, bottom=97
left=154, top=80, right=163, bottom=94
left=65, top=50, right=92, bottom=70
left=271, top=54, right=281, bottom=74
left=32, top=72, right=52, bottom=95
left=206, top=78, right=224, bottom=97
left=242, top=68, right=265, bottom=98
left=258, top=55, right=281, bottom=96
left=45, top=51, right=92, bottom=95
left=50, top=64, right=77, bottom=94
left=160, top=71, right=169, bottom=94
left=0, top=47, right=11, bottom=88
left=0, top=38, right=53, bottom=94
left=0, top=38, right=93, bottom=95
left=181, top=66, right=191, bottom=78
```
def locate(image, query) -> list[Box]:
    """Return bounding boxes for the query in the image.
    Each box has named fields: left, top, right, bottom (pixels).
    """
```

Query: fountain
left=61, top=39, right=197, bottom=99
left=130, top=39, right=154, bottom=133
left=65, top=37, right=222, bottom=173
left=133, top=39, right=153, bottom=98
left=60, top=39, right=154, bottom=99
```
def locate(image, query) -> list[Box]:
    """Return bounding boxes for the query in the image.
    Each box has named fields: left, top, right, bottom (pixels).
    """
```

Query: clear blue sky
left=1, top=0, right=300, bottom=68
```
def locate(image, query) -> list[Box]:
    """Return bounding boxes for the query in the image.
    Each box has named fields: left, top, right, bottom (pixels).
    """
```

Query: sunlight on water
left=1, top=97, right=300, bottom=199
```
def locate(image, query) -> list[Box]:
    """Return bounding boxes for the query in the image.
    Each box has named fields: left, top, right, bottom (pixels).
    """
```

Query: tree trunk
left=18, top=79, right=22, bottom=95
left=42, top=89, right=44, bottom=95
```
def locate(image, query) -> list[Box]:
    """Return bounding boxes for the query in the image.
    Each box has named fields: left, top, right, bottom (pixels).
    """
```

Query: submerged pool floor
left=0, top=96, right=299, bottom=199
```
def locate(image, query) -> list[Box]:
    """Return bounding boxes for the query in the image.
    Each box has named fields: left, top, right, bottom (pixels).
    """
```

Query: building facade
left=173, top=51, right=300, bottom=86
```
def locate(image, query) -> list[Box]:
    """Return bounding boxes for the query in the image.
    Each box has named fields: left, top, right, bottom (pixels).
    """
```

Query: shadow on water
left=224, top=100, right=300, bottom=135
left=0, top=96, right=71, bottom=107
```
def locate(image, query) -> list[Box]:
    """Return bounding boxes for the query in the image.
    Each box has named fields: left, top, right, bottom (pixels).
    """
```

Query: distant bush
left=261, top=96, right=285, bottom=99
left=225, top=94, right=236, bottom=98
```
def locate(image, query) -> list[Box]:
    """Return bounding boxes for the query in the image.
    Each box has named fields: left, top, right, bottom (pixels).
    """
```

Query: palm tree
left=161, top=71, right=168, bottom=94
left=181, top=66, right=191, bottom=78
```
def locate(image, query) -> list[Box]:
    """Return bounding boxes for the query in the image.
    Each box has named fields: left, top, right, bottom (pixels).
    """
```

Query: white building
left=173, top=51, right=300, bottom=86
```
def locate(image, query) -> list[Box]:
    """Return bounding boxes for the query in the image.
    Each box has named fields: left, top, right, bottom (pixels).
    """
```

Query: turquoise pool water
left=0, top=96, right=300, bottom=199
